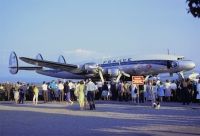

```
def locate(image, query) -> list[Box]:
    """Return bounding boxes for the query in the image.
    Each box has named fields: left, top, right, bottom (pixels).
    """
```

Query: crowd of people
left=0, top=77, right=200, bottom=110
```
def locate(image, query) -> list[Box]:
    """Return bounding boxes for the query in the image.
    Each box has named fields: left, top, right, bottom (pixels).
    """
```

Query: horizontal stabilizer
left=9, top=66, right=43, bottom=71
left=9, top=51, right=43, bottom=74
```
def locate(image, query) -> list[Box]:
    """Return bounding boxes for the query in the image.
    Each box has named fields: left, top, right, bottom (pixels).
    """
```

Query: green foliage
left=187, top=0, right=200, bottom=18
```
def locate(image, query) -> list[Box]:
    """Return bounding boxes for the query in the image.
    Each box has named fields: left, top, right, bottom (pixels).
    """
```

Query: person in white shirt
left=170, top=80, right=177, bottom=101
left=86, top=79, right=96, bottom=110
left=131, top=84, right=137, bottom=103
left=42, top=81, right=48, bottom=103
left=164, top=80, right=171, bottom=102
left=58, top=81, right=64, bottom=102
left=14, top=89, right=19, bottom=104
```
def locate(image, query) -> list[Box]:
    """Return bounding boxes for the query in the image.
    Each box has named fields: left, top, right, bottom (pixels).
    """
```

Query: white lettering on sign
left=132, top=76, right=144, bottom=85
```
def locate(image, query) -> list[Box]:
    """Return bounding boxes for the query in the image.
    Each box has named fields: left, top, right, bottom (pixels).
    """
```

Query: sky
left=0, top=0, right=200, bottom=82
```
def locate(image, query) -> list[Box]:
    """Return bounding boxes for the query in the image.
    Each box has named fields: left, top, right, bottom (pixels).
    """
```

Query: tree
left=187, top=0, right=200, bottom=18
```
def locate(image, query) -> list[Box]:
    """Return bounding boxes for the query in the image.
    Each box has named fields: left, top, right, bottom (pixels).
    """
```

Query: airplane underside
left=35, top=64, right=174, bottom=81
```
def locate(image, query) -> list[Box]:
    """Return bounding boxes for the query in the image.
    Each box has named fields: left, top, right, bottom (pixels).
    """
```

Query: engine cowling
left=83, top=63, right=98, bottom=74
left=108, top=68, right=120, bottom=77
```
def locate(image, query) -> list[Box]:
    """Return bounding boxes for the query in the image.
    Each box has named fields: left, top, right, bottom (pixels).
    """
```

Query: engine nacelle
left=83, top=63, right=98, bottom=74
left=108, top=68, right=120, bottom=77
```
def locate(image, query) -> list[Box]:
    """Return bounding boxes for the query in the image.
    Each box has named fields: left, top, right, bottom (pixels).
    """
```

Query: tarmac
left=0, top=101, right=200, bottom=136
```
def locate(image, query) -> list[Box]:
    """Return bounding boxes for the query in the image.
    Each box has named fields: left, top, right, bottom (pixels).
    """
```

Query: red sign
left=132, top=76, right=144, bottom=85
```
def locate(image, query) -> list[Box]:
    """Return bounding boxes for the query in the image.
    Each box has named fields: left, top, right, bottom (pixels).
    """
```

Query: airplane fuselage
left=35, top=58, right=195, bottom=81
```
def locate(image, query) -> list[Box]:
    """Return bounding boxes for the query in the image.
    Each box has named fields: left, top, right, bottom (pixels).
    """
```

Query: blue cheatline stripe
left=99, top=60, right=172, bottom=67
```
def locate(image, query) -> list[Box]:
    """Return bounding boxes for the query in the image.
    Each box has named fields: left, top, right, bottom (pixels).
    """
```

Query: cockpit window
left=177, top=57, right=184, bottom=60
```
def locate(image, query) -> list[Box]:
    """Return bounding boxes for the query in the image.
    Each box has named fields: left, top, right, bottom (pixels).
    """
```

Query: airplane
left=9, top=51, right=196, bottom=82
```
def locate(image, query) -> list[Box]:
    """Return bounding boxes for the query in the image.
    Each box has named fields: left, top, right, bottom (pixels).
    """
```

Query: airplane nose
left=179, top=60, right=196, bottom=71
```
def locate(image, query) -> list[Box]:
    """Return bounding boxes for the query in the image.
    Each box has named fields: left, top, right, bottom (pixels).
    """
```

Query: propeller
left=116, top=71, right=130, bottom=83
left=121, top=71, right=130, bottom=77
left=97, top=66, right=105, bottom=83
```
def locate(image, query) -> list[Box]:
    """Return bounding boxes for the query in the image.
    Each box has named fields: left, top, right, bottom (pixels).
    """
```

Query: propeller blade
left=121, top=71, right=130, bottom=77
left=97, top=66, right=104, bottom=82
left=116, top=73, right=122, bottom=83
left=98, top=70, right=105, bottom=83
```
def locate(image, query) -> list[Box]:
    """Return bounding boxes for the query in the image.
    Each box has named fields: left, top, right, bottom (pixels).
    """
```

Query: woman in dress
left=75, top=81, right=85, bottom=110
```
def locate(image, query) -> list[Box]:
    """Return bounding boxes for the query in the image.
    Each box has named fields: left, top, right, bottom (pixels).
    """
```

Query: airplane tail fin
left=9, top=51, right=19, bottom=74
left=58, top=55, right=66, bottom=64
left=36, top=53, right=43, bottom=60
left=9, top=51, right=43, bottom=74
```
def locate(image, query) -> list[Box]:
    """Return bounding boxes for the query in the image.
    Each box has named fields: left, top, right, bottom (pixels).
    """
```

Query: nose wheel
left=177, top=71, right=184, bottom=79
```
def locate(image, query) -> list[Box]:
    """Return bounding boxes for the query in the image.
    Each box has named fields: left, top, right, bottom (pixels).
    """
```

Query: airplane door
left=167, top=60, right=171, bottom=69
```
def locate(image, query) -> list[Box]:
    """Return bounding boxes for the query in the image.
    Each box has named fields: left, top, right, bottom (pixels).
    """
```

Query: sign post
left=132, top=76, right=144, bottom=104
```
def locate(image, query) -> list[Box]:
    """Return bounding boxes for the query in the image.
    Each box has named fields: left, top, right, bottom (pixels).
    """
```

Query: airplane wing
left=20, top=57, right=78, bottom=71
